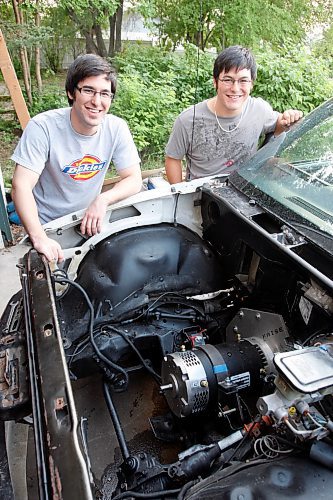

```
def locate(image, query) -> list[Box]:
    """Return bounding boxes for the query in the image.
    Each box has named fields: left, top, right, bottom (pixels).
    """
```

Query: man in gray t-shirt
left=165, top=45, right=303, bottom=183
left=11, top=54, right=142, bottom=262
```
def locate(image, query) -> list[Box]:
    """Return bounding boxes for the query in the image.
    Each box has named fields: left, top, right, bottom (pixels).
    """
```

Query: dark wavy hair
left=213, top=45, right=257, bottom=83
left=65, top=54, right=117, bottom=106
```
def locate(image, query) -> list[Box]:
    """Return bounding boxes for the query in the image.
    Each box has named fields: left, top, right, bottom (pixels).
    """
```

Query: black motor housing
left=161, top=340, right=264, bottom=418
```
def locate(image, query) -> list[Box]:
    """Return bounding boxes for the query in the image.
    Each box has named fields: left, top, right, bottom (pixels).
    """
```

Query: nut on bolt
left=200, top=380, right=208, bottom=387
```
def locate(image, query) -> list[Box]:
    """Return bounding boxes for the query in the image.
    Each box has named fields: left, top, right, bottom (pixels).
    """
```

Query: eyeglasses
left=76, top=86, right=114, bottom=100
left=218, top=77, right=252, bottom=87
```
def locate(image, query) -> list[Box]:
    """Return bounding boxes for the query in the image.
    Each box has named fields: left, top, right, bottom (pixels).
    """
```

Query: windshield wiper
left=278, top=159, right=333, bottom=187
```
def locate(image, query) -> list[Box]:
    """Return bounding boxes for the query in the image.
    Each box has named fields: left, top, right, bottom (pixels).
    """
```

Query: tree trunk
left=94, top=23, right=107, bottom=57
left=108, top=13, right=116, bottom=57
left=35, top=46, right=42, bottom=91
left=82, top=28, right=98, bottom=53
left=11, top=0, right=32, bottom=105
left=35, top=6, right=42, bottom=92
left=19, top=47, right=32, bottom=104
left=67, top=8, right=98, bottom=54
left=115, top=0, right=123, bottom=54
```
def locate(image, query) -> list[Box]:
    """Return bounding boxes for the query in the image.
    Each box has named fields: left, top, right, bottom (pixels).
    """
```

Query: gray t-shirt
left=165, top=97, right=279, bottom=179
left=12, top=108, right=140, bottom=223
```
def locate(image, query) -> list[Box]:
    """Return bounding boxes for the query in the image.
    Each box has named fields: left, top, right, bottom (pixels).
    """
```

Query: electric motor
left=161, top=341, right=264, bottom=418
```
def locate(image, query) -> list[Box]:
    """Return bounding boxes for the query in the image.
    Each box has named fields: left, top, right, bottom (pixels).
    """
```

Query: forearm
left=80, top=166, right=142, bottom=236
left=11, top=183, right=45, bottom=244
left=165, top=157, right=183, bottom=184
left=12, top=178, right=64, bottom=262
left=274, top=109, right=303, bottom=136
left=274, top=114, right=287, bottom=136
left=100, top=170, right=142, bottom=206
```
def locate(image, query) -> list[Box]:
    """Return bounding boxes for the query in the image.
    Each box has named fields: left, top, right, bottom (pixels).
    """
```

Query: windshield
left=232, top=99, right=333, bottom=240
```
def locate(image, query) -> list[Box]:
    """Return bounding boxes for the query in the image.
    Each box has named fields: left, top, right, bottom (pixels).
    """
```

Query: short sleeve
left=165, top=114, right=191, bottom=160
left=110, top=119, right=141, bottom=171
left=260, top=99, right=279, bottom=135
left=11, top=119, right=50, bottom=175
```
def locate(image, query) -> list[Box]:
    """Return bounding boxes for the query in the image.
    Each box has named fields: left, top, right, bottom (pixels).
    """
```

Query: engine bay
left=1, top=178, right=333, bottom=499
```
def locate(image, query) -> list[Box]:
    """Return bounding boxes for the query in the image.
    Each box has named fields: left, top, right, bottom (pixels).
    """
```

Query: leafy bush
left=28, top=85, right=68, bottom=116
left=111, top=74, right=179, bottom=161
left=167, top=44, right=215, bottom=107
left=112, top=43, right=215, bottom=162
left=114, top=43, right=215, bottom=108
left=113, top=43, right=174, bottom=84
left=253, top=44, right=333, bottom=113
left=313, top=25, right=333, bottom=74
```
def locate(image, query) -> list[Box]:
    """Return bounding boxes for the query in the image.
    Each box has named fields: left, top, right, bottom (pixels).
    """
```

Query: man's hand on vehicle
left=275, top=109, right=303, bottom=136
left=31, top=234, right=64, bottom=263
left=81, top=195, right=109, bottom=236
left=280, top=109, right=303, bottom=128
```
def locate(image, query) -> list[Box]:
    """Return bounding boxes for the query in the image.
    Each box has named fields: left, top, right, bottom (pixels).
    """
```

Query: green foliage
left=253, top=44, right=333, bottom=113
left=2, top=19, right=52, bottom=79
left=41, top=6, right=83, bottom=73
left=0, top=120, right=16, bottom=141
left=60, top=0, right=118, bottom=22
left=111, top=44, right=215, bottom=160
left=114, top=43, right=214, bottom=105
left=28, top=86, right=68, bottom=116
left=313, top=25, right=333, bottom=73
left=138, top=0, right=319, bottom=51
left=0, top=118, right=20, bottom=187
left=2, top=15, right=53, bottom=53
left=59, top=0, right=120, bottom=56
left=113, top=44, right=174, bottom=84
left=168, top=45, right=215, bottom=106
left=111, top=74, right=178, bottom=160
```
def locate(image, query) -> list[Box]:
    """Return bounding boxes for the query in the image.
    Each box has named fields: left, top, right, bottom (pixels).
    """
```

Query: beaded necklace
left=213, top=99, right=246, bottom=133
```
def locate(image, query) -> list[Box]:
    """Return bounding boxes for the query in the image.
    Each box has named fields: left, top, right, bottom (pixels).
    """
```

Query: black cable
left=52, top=268, right=68, bottom=279
left=112, top=488, right=181, bottom=499
left=99, top=324, right=162, bottom=383
left=120, top=291, right=195, bottom=325
left=238, top=394, right=254, bottom=422
left=111, top=289, right=186, bottom=319
left=222, top=416, right=261, bottom=466
left=181, top=459, right=276, bottom=499
left=103, top=381, right=130, bottom=461
left=301, top=328, right=332, bottom=347
left=274, top=435, right=307, bottom=452
left=67, top=331, right=103, bottom=368
left=54, top=276, right=129, bottom=389
left=196, top=455, right=289, bottom=496
left=67, top=337, right=90, bottom=369
left=173, top=192, right=180, bottom=225
left=177, top=479, right=200, bottom=500
left=236, top=393, right=244, bottom=422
